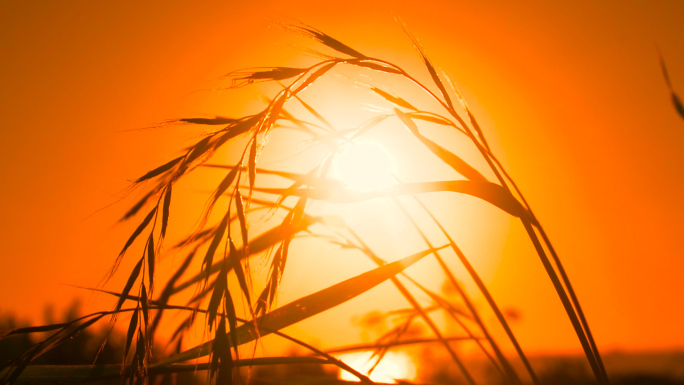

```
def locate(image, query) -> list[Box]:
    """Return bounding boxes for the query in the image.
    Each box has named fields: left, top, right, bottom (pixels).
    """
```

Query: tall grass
left=0, top=22, right=608, bottom=385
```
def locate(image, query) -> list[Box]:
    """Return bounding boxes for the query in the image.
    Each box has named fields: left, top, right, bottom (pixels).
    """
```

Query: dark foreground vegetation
left=2, top=304, right=682, bottom=384
left=3, top=21, right=684, bottom=385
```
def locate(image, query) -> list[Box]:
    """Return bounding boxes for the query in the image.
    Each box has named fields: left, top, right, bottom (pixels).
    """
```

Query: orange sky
left=1, top=0, right=684, bottom=362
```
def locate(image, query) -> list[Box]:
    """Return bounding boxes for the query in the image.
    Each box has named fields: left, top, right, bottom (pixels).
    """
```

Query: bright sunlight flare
left=332, top=139, right=397, bottom=191
left=337, top=351, right=417, bottom=383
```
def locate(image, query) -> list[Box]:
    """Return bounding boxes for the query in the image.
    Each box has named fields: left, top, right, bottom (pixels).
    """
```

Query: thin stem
left=391, top=196, right=518, bottom=385
left=520, top=218, right=605, bottom=385
left=347, top=229, right=478, bottom=385
left=411, top=196, right=539, bottom=385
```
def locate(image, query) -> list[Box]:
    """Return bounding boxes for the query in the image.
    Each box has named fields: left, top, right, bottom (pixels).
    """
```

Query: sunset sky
left=1, top=0, right=683, bottom=365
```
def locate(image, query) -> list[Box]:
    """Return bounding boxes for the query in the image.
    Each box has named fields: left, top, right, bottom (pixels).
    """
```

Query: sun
left=337, top=351, right=417, bottom=383
left=332, top=139, right=397, bottom=191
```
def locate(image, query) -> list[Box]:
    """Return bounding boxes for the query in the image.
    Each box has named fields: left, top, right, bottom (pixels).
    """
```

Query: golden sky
left=1, top=0, right=683, bottom=360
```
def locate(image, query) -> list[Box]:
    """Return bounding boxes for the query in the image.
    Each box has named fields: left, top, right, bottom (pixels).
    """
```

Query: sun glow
left=332, top=139, right=397, bottom=191
left=337, top=351, right=417, bottom=383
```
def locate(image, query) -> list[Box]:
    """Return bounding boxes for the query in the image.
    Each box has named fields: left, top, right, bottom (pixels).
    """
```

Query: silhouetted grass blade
left=147, top=235, right=155, bottom=290
left=414, top=196, right=536, bottom=384
left=116, top=258, right=143, bottom=311
left=207, top=258, right=228, bottom=329
left=154, top=246, right=442, bottom=365
left=283, top=22, right=366, bottom=59
left=229, top=67, right=308, bottom=88
left=671, top=93, right=684, bottom=119
left=214, top=114, right=262, bottom=148
left=407, top=112, right=453, bottom=126
left=229, top=239, right=251, bottom=306
left=141, top=283, right=149, bottom=328
left=0, top=323, right=69, bottom=338
left=223, top=287, right=240, bottom=362
left=387, top=197, right=518, bottom=383
left=114, top=208, right=157, bottom=279
left=124, top=309, right=139, bottom=362
left=184, top=136, right=213, bottom=166
left=396, top=108, right=487, bottom=182
left=255, top=245, right=283, bottom=318
left=135, top=156, right=183, bottom=183
left=399, top=21, right=454, bottom=110
left=660, top=54, right=674, bottom=89
left=131, top=331, right=144, bottom=381
left=212, top=317, right=233, bottom=385
left=263, top=90, right=289, bottom=131
left=160, top=186, right=171, bottom=239
left=659, top=55, right=684, bottom=120
left=122, top=190, right=155, bottom=221
left=534, top=227, right=608, bottom=384
left=235, top=190, right=249, bottom=254
left=372, top=87, right=417, bottom=110
left=150, top=249, right=195, bottom=335
left=293, top=62, right=336, bottom=94
left=2, top=358, right=342, bottom=382
left=205, top=164, right=347, bottom=191
left=170, top=216, right=319, bottom=297
left=292, top=93, right=336, bottom=131
left=212, top=164, right=240, bottom=206
left=1, top=314, right=99, bottom=384
left=203, top=212, right=229, bottom=284
left=248, top=139, right=257, bottom=196
left=351, top=60, right=402, bottom=74
left=520, top=219, right=598, bottom=384
left=357, top=242, right=477, bottom=385
left=179, top=117, right=236, bottom=125
left=255, top=180, right=525, bottom=218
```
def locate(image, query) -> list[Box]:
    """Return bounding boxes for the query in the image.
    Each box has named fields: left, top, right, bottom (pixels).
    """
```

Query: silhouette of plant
left=0, top=22, right=608, bottom=385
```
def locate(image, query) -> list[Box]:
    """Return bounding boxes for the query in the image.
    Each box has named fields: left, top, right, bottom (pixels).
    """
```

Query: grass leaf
left=659, top=54, right=684, bottom=120
left=121, top=190, right=155, bottom=221
left=170, top=216, right=319, bottom=296
left=672, top=93, right=684, bottom=119
left=248, top=138, right=257, bottom=197
left=293, top=62, right=336, bottom=94
left=281, top=22, right=366, bottom=59
left=154, top=245, right=443, bottom=365
left=115, top=208, right=157, bottom=278
left=399, top=20, right=454, bottom=110
left=255, top=180, right=526, bottom=218
left=2, top=358, right=337, bottom=383
left=291, top=93, right=336, bottom=131
left=229, top=239, right=251, bottom=307
left=371, top=87, right=417, bottom=110
left=0, top=323, right=70, bottom=338
left=235, top=190, right=249, bottom=253
left=141, top=284, right=149, bottom=330
left=160, top=185, right=171, bottom=239
left=183, top=135, right=213, bottom=166
left=207, top=259, right=228, bottom=329
left=211, top=165, right=240, bottom=209
left=406, top=111, right=453, bottom=126
left=228, top=67, right=308, bottom=88
left=179, top=117, right=236, bottom=125
left=135, top=156, right=183, bottom=184
left=124, top=309, right=139, bottom=362
left=147, top=235, right=155, bottom=291
left=396, top=108, right=487, bottom=182
left=212, top=317, right=234, bottom=385
left=205, top=164, right=346, bottom=191
left=116, top=258, right=143, bottom=311
left=350, top=60, right=402, bottom=74
left=203, top=212, right=229, bottom=284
